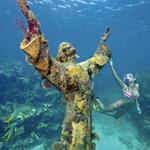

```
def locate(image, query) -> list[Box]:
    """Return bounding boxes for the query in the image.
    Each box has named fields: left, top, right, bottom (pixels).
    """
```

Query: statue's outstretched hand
left=101, top=28, right=111, bottom=42
left=17, top=0, right=29, bottom=14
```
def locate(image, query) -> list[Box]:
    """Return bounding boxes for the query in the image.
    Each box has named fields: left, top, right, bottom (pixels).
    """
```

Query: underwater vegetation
left=0, top=62, right=64, bottom=150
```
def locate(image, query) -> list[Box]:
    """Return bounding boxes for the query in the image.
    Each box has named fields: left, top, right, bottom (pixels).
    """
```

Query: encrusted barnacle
left=77, top=100, right=86, bottom=110
left=71, top=121, right=88, bottom=145
left=74, top=93, right=83, bottom=102
left=91, top=54, right=108, bottom=66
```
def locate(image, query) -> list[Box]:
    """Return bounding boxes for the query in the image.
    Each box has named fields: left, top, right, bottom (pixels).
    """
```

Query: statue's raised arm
left=17, top=0, right=41, bottom=41
left=17, top=0, right=62, bottom=88
left=80, top=28, right=111, bottom=78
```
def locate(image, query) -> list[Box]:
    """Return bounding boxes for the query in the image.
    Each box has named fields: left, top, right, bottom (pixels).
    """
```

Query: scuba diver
left=93, top=59, right=142, bottom=119
left=17, top=0, right=111, bottom=149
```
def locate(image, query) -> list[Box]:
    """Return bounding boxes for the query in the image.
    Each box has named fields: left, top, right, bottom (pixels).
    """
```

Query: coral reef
left=0, top=62, right=64, bottom=150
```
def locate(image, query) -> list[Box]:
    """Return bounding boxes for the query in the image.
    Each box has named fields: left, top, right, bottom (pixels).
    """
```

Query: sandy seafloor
left=93, top=88, right=149, bottom=150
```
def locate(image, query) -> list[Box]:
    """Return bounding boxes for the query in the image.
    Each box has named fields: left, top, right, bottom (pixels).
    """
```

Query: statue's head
left=57, top=42, right=77, bottom=63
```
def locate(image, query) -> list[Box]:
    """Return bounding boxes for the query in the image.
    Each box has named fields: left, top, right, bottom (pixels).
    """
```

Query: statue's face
left=57, top=42, right=76, bottom=63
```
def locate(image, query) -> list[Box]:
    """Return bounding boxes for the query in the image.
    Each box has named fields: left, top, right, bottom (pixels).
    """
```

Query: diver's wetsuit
left=17, top=0, right=111, bottom=149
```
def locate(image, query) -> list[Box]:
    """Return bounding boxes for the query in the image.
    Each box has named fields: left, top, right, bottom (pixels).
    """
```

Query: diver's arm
left=80, top=28, right=111, bottom=77
left=109, top=59, right=125, bottom=88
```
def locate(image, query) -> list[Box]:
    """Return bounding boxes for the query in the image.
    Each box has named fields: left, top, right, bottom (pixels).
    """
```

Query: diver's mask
left=123, top=73, right=136, bottom=83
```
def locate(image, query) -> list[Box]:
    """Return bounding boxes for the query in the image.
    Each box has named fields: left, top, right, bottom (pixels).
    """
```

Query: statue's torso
left=50, top=63, right=93, bottom=149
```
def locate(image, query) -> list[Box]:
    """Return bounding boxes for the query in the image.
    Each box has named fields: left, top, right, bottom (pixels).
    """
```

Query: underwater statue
left=17, top=0, right=111, bottom=149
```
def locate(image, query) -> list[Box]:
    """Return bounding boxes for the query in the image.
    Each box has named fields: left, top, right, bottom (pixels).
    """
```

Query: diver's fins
left=92, top=97, right=104, bottom=112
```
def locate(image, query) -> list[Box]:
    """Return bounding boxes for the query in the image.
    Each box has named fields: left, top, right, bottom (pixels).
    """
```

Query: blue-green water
left=0, top=0, right=150, bottom=149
